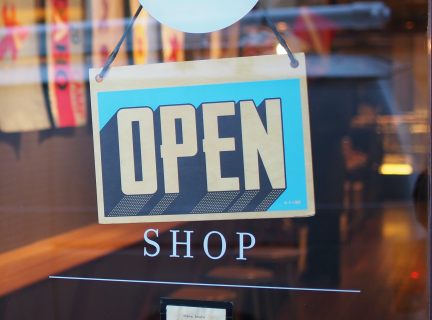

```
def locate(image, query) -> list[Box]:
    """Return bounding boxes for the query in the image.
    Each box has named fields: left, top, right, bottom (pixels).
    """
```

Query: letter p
left=236, top=232, right=255, bottom=260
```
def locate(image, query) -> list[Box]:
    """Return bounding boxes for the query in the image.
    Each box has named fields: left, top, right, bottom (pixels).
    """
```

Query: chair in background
left=206, top=265, right=274, bottom=320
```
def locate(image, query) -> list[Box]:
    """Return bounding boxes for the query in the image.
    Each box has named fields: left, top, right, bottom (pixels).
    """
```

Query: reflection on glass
left=0, top=0, right=428, bottom=319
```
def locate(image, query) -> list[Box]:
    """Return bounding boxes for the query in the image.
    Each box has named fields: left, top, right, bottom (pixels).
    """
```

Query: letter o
left=203, top=231, right=226, bottom=260
left=55, top=69, right=68, bottom=90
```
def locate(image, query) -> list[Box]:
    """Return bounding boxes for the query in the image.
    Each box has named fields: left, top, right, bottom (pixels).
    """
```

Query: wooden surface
left=0, top=126, right=98, bottom=254
left=0, top=221, right=182, bottom=297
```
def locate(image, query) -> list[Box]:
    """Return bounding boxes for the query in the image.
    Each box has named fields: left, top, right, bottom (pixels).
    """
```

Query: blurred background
left=0, top=0, right=429, bottom=319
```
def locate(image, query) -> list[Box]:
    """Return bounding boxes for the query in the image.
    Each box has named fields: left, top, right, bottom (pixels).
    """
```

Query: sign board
left=160, top=298, right=233, bottom=320
left=90, top=54, right=314, bottom=224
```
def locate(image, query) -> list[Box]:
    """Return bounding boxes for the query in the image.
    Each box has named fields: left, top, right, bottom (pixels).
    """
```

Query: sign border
left=90, top=53, right=315, bottom=224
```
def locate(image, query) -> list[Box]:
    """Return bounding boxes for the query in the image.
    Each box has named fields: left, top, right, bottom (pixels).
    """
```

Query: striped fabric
left=91, top=0, right=128, bottom=68
left=0, top=0, right=51, bottom=132
left=128, top=1, right=158, bottom=65
left=161, top=24, right=184, bottom=62
left=45, top=0, right=87, bottom=128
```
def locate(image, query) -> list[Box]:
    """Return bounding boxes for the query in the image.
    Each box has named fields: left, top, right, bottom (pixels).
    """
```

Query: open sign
left=90, top=54, right=314, bottom=223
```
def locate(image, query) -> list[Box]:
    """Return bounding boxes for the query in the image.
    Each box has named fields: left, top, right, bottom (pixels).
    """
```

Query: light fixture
left=379, top=164, right=413, bottom=175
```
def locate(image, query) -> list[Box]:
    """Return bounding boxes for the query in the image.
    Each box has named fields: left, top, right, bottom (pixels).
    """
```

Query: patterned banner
left=68, top=0, right=87, bottom=125
left=45, top=0, right=87, bottom=127
left=225, top=22, right=240, bottom=58
left=209, top=30, right=222, bottom=59
left=128, top=0, right=158, bottom=65
left=0, top=0, right=51, bottom=132
left=209, top=23, right=239, bottom=60
left=91, top=0, right=128, bottom=68
left=161, top=24, right=184, bottom=62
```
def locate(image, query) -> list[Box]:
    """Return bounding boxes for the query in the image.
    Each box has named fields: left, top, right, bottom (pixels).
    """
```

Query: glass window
left=0, top=0, right=429, bottom=319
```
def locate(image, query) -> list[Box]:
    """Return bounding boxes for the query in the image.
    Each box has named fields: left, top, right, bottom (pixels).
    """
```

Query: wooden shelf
left=0, top=221, right=182, bottom=297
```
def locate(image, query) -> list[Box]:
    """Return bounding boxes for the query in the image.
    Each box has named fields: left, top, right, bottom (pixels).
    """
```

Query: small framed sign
left=160, top=298, right=233, bottom=320
left=90, top=54, right=314, bottom=224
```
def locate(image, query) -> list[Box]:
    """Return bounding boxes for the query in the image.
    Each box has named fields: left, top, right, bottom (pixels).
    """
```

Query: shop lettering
left=117, top=99, right=286, bottom=195
left=143, top=229, right=255, bottom=260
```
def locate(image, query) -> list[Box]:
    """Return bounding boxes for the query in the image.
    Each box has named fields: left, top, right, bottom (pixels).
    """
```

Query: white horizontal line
left=49, top=276, right=360, bottom=293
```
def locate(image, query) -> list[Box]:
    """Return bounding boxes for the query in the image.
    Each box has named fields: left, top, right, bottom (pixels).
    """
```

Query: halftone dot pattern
left=228, top=190, right=259, bottom=212
left=108, top=195, right=152, bottom=217
left=149, top=193, right=179, bottom=215
left=254, top=189, right=285, bottom=212
left=191, top=191, right=239, bottom=214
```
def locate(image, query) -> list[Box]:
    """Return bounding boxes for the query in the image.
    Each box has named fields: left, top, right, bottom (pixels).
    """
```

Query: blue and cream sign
left=90, top=54, right=315, bottom=223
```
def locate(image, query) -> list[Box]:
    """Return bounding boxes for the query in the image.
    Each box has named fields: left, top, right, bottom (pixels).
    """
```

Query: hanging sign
left=90, top=54, right=314, bottom=224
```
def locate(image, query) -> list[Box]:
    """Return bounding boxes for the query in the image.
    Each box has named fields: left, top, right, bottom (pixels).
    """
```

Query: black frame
left=160, top=297, right=234, bottom=320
